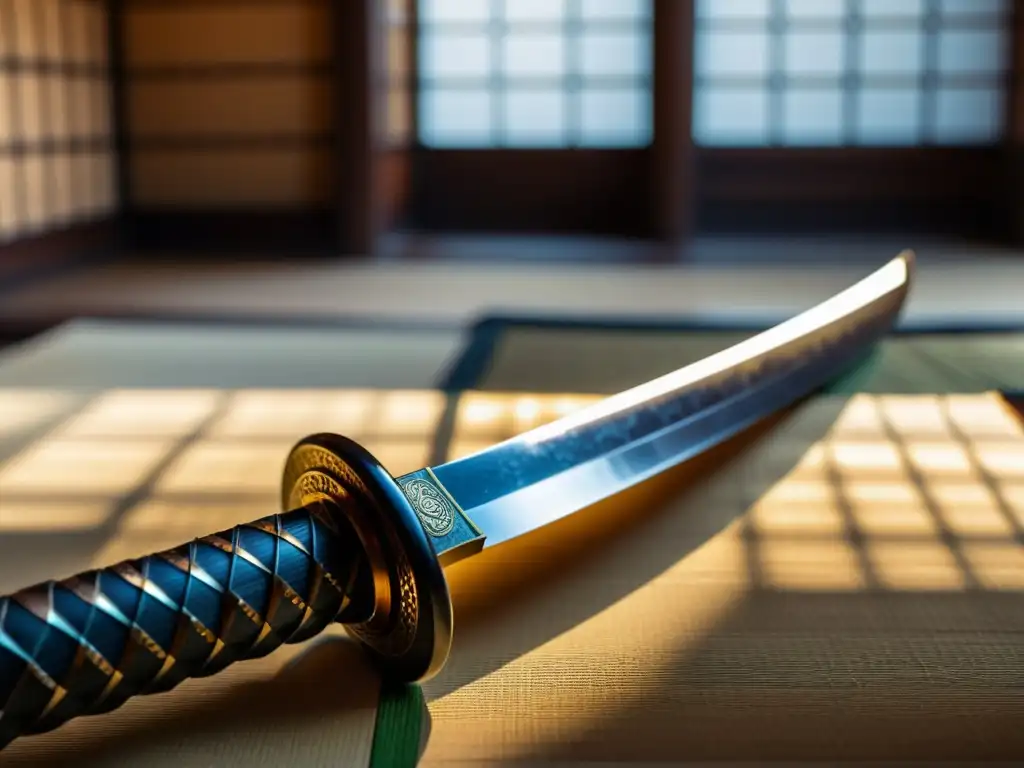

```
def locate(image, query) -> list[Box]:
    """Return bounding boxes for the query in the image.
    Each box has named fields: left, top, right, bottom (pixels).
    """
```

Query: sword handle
left=0, top=502, right=371, bottom=745
left=0, top=434, right=454, bottom=749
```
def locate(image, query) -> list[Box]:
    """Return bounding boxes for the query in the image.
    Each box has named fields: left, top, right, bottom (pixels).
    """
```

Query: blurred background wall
left=0, top=0, right=1022, bottom=283
left=123, top=0, right=335, bottom=250
left=0, top=0, right=116, bottom=276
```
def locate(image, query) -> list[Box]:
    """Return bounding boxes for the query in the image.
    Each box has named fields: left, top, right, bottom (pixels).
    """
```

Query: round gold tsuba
left=281, top=433, right=453, bottom=683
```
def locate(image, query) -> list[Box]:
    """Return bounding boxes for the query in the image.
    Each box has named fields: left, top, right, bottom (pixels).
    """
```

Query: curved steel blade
left=398, top=251, right=914, bottom=565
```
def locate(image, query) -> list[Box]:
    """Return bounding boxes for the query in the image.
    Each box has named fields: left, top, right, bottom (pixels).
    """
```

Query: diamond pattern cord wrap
left=0, top=501, right=375, bottom=748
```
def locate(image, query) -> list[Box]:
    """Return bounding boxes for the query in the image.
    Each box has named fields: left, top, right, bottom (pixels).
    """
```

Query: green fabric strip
left=369, top=684, right=424, bottom=768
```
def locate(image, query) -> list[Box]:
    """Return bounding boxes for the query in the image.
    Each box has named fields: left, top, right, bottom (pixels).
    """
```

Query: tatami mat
left=0, top=318, right=467, bottom=391
left=420, top=392, right=1024, bottom=764
left=471, top=326, right=1024, bottom=395
left=2, top=305, right=1024, bottom=763
left=3, top=239, right=1024, bottom=331
left=5, top=384, right=1024, bottom=766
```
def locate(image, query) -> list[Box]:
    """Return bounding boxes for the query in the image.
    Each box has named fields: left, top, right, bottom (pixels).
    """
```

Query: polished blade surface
left=398, top=252, right=913, bottom=564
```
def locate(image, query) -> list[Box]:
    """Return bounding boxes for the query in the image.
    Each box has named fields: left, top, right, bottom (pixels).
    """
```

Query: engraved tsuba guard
left=281, top=434, right=453, bottom=682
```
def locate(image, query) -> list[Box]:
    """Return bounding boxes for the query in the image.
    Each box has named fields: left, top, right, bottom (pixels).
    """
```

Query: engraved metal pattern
left=283, top=444, right=419, bottom=660
left=0, top=506, right=367, bottom=747
left=399, top=477, right=456, bottom=538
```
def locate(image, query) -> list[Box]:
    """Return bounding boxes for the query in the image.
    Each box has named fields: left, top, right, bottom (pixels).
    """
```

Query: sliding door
left=0, top=0, right=116, bottom=272
left=409, top=0, right=656, bottom=235
left=691, top=0, right=1010, bottom=234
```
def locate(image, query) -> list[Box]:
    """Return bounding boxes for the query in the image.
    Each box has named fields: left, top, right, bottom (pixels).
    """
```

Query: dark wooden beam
left=696, top=146, right=1000, bottom=236
left=332, top=0, right=380, bottom=255
left=650, top=0, right=695, bottom=246
left=0, top=221, right=116, bottom=290
left=1002, top=0, right=1024, bottom=245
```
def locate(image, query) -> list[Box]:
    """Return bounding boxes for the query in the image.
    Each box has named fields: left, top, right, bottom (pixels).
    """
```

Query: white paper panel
left=579, top=30, right=650, bottom=78
left=580, top=0, right=651, bottom=22
left=51, top=150, right=75, bottom=223
left=693, top=87, right=769, bottom=145
left=860, top=31, right=924, bottom=76
left=935, top=87, right=1003, bottom=144
left=89, top=79, right=112, bottom=140
left=418, top=2, right=652, bottom=147
left=855, top=88, right=921, bottom=145
left=783, top=89, right=844, bottom=145
left=861, top=0, right=925, bottom=18
left=937, top=30, right=1007, bottom=76
left=694, top=0, right=1007, bottom=147
left=386, top=86, right=411, bottom=144
left=503, top=33, right=566, bottom=78
left=785, top=31, right=845, bottom=77
left=44, top=74, right=67, bottom=141
left=695, top=0, right=771, bottom=20
left=784, top=0, right=845, bottom=19
left=418, top=88, right=493, bottom=147
left=419, top=0, right=489, bottom=24
left=69, top=77, right=94, bottom=140
left=70, top=152, right=91, bottom=219
left=0, top=155, right=17, bottom=240
left=21, top=155, right=47, bottom=230
left=90, top=150, right=117, bottom=215
left=0, top=72, right=13, bottom=144
left=940, top=0, right=1007, bottom=17
left=503, top=89, right=567, bottom=146
left=579, top=86, right=651, bottom=147
left=17, top=73, right=44, bottom=143
left=696, top=31, right=770, bottom=77
left=505, top=0, right=567, bottom=22
left=420, top=33, right=491, bottom=80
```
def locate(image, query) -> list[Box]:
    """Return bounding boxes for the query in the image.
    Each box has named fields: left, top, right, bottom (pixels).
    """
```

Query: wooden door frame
left=1001, top=0, right=1024, bottom=245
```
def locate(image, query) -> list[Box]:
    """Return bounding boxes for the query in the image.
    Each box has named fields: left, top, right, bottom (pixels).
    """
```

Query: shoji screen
left=417, top=0, right=653, bottom=148
left=691, top=0, right=1011, bottom=235
left=693, top=0, right=1009, bottom=147
left=409, top=0, right=657, bottom=235
left=0, top=0, right=116, bottom=247
left=123, top=0, right=334, bottom=246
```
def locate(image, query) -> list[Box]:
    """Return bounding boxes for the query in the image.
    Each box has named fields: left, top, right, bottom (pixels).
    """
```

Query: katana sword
left=0, top=252, right=913, bottom=747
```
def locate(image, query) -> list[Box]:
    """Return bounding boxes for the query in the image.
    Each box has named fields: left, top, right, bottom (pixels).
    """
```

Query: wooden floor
left=0, top=236, right=1022, bottom=334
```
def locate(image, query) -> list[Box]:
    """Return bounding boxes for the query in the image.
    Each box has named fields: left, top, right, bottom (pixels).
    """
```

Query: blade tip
left=897, top=248, right=916, bottom=275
